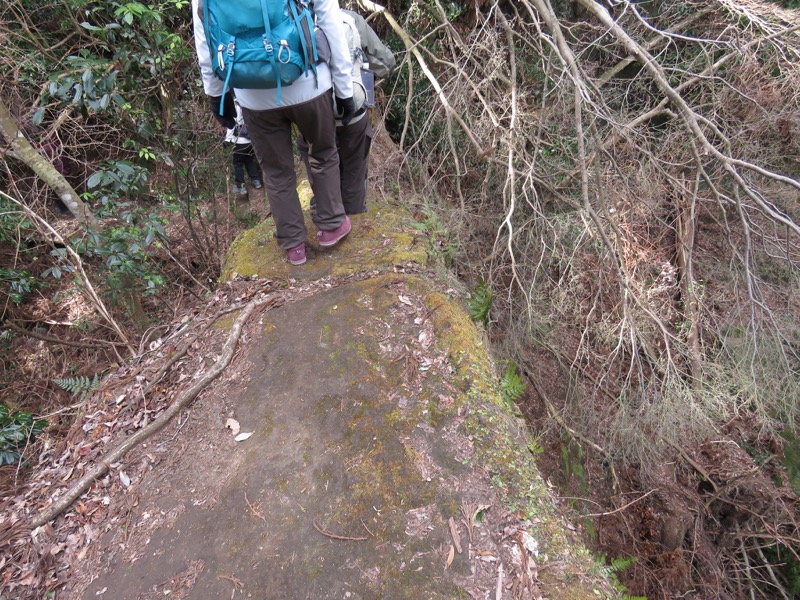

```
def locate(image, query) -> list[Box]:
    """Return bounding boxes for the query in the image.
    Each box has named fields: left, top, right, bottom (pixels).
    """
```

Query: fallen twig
left=586, top=489, right=656, bottom=517
left=313, top=519, right=368, bottom=541
left=244, top=491, right=267, bottom=523
left=361, top=519, right=375, bottom=537
left=4, top=319, right=128, bottom=349
left=218, top=573, right=243, bottom=590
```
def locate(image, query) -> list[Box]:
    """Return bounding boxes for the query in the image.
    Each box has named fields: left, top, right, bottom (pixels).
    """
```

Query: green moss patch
left=220, top=200, right=427, bottom=283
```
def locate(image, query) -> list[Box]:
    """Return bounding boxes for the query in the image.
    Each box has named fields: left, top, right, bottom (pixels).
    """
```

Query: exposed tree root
left=31, top=293, right=280, bottom=528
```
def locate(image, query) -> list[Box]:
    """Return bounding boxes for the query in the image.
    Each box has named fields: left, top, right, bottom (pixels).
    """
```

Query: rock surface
left=77, top=202, right=614, bottom=599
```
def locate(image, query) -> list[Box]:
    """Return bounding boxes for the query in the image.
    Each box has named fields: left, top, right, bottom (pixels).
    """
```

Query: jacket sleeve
left=192, top=0, right=224, bottom=96
left=313, top=0, right=354, bottom=99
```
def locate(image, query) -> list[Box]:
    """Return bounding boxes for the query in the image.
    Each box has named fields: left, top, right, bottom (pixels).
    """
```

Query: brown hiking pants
left=298, top=111, right=373, bottom=215
left=243, top=91, right=346, bottom=250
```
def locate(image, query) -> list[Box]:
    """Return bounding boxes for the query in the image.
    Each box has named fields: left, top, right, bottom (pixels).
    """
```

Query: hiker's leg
left=288, top=91, right=345, bottom=231
left=337, top=114, right=372, bottom=215
left=231, top=144, right=247, bottom=185
left=243, top=145, right=261, bottom=181
left=243, top=107, right=307, bottom=250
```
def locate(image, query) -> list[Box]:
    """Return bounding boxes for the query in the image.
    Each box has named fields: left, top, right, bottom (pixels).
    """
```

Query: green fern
left=500, top=361, right=526, bottom=405
left=409, top=204, right=458, bottom=264
left=467, top=278, right=493, bottom=327
left=599, top=554, right=648, bottom=600
left=52, top=374, right=99, bottom=400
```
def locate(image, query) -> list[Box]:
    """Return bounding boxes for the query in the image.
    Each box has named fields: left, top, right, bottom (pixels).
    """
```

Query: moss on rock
left=220, top=200, right=427, bottom=283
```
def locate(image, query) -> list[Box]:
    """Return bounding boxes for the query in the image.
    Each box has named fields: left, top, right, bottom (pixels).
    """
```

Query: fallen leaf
left=521, top=531, right=539, bottom=556
left=17, top=571, right=36, bottom=586
left=448, top=517, right=463, bottom=553
left=445, top=544, right=455, bottom=569
left=119, top=471, right=131, bottom=487
left=418, top=330, right=432, bottom=347
left=398, top=294, right=413, bottom=305
left=225, top=418, right=241, bottom=436
left=234, top=432, right=253, bottom=442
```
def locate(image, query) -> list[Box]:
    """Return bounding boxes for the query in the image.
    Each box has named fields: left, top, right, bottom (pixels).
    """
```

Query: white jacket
left=192, top=0, right=354, bottom=110
left=224, top=104, right=251, bottom=144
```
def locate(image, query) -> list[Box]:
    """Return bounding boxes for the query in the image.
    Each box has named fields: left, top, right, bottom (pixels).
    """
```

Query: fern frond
left=468, top=278, right=493, bottom=327
left=501, top=362, right=526, bottom=404
left=52, top=374, right=99, bottom=399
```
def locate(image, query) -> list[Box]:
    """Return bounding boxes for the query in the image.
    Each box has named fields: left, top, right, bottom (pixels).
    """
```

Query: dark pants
left=298, top=111, right=373, bottom=215
left=232, top=143, right=261, bottom=185
left=243, top=91, right=346, bottom=250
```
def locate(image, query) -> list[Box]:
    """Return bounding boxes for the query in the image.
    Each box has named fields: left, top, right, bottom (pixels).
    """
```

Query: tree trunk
left=0, top=95, right=100, bottom=231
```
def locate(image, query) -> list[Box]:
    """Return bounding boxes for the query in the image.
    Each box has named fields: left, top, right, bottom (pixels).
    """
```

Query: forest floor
left=1, top=200, right=612, bottom=599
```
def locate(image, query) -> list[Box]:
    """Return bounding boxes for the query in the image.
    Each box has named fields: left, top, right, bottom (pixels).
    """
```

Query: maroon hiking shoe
left=317, top=216, right=351, bottom=248
left=286, top=243, right=307, bottom=265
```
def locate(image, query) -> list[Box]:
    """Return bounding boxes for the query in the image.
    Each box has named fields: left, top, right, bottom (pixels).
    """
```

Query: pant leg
left=337, top=113, right=372, bottom=215
left=231, top=144, right=247, bottom=185
left=285, top=91, right=345, bottom=231
left=242, top=107, right=307, bottom=250
left=242, top=145, right=261, bottom=180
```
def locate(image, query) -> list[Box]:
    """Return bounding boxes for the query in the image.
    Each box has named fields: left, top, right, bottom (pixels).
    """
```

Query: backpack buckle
left=263, top=37, right=274, bottom=55
left=217, top=43, right=225, bottom=71
left=226, top=40, right=235, bottom=57
left=278, top=40, right=292, bottom=64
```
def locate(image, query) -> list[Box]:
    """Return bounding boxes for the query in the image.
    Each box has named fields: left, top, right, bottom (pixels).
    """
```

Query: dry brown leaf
left=445, top=544, right=455, bottom=569
left=448, top=517, right=463, bottom=553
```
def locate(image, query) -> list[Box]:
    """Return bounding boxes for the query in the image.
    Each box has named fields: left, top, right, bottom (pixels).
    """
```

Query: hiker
left=192, top=0, right=356, bottom=266
left=225, top=99, right=263, bottom=196
left=299, top=8, right=397, bottom=215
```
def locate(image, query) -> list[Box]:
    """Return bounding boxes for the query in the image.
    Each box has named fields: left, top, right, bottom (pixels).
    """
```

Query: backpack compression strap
left=258, top=0, right=284, bottom=104
left=290, top=0, right=318, bottom=86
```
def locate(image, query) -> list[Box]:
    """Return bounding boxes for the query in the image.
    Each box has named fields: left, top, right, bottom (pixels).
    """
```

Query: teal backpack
left=201, top=0, right=318, bottom=107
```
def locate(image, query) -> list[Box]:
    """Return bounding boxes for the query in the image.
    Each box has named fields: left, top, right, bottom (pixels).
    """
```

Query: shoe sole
left=318, top=219, right=352, bottom=248
left=289, top=257, right=306, bottom=266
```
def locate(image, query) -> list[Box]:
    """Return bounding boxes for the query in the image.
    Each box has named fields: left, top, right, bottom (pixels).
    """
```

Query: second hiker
left=300, top=8, right=397, bottom=216
left=225, top=97, right=263, bottom=198
left=192, top=0, right=356, bottom=266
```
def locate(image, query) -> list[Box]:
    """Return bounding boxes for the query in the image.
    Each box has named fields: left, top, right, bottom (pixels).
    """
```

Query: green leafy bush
left=0, top=267, right=38, bottom=304
left=78, top=160, right=168, bottom=296
left=0, top=405, right=47, bottom=466
left=408, top=204, right=458, bottom=265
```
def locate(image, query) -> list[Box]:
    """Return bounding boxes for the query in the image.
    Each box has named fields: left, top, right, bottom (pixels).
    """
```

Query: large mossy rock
left=86, top=201, right=616, bottom=599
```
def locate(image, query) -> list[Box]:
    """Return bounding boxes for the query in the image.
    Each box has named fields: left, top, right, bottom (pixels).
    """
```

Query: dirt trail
left=56, top=203, right=610, bottom=599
